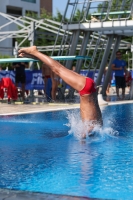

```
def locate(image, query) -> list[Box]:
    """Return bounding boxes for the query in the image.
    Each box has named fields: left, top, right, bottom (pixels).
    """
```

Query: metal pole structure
left=129, top=36, right=133, bottom=100
left=29, top=21, right=35, bottom=70
left=132, top=37, right=133, bottom=72
left=127, top=51, right=129, bottom=71
left=28, top=21, right=35, bottom=101
left=102, top=35, right=121, bottom=96
left=61, top=30, right=80, bottom=99
left=76, top=31, right=90, bottom=73
left=96, top=35, right=114, bottom=87
left=13, top=41, right=18, bottom=58
left=68, top=31, right=90, bottom=99
left=65, top=30, right=80, bottom=70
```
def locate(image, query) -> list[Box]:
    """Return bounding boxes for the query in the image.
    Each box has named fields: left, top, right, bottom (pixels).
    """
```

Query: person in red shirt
left=125, top=70, right=132, bottom=90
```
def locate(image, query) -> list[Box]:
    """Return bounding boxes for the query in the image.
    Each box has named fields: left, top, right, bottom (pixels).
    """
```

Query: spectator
left=51, top=72, right=60, bottom=102
left=42, top=63, right=52, bottom=101
left=12, top=62, right=28, bottom=101
left=112, top=51, right=127, bottom=100
left=0, top=77, right=17, bottom=103
left=125, top=70, right=132, bottom=91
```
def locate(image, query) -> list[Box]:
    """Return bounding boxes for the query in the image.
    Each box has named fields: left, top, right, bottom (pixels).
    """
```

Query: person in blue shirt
left=112, top=51, right=127, bottom=100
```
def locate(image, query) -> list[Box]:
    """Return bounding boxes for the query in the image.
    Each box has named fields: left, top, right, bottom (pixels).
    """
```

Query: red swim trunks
left=79, top=78, right=96, bottom=96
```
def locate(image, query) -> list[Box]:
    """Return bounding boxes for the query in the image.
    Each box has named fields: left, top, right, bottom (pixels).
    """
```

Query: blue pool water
left=0, top=104, right=133, bottom=199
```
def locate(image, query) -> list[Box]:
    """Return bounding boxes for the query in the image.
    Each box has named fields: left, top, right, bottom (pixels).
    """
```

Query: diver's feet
left=18, top=46, right=37, bottom=59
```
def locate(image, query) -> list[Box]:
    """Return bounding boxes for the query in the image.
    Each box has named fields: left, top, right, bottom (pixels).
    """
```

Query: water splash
left=65, top=110, right=119, bottom=141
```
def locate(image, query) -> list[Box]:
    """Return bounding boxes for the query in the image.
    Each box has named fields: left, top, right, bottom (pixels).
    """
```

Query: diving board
left=0, top=58, right=38, bottom=63
left=0, top=56, right=91, bottom=63
left=63, top=20, right=133, bottom=35
left=92, top=11, right=131, bottom=16
left=51, top=56, right=91, bottom=60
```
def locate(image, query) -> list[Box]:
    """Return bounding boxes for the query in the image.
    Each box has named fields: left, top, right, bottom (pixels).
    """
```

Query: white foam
left=65, top=110, right=119, bottom=141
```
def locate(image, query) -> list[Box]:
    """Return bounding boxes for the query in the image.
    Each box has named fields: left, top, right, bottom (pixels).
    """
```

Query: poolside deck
left=0, top=88, right=132, bottom=200
left=0, top=97, right=133, bottom=116
left=0, top=188, right=107, bottom=200
left=0, top=101, right=80, bottom=115
left=0, top=87, right=132, bottom=116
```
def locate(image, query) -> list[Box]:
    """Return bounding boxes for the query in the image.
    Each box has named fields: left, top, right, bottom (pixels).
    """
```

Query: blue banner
left=0, top=70, right=44, bottom=90
left=80, top=70, right=117, bottom=86
left=0, top=69, right=130, bottom=90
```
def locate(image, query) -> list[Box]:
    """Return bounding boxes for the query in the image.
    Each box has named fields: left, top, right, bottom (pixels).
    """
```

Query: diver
left=18, top=46, right=103, bottom=138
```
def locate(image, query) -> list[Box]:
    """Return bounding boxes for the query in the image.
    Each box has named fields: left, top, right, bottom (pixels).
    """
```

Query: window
left=21, top=0, right=36, bottom=3
left=7, top=6, right=22, bottom=17
left=25, top=10, right=38, bottom=16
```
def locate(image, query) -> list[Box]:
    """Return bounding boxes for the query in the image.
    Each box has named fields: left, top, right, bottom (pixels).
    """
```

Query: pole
left=13, top=41, right=18, bottom=58
left=29, top=21, right=35, bottom=70
left=28, top=21, right=35, bottom=101
left=96, top=35, right=114, bottom=87
left=102, top=36, right=121, bottom=96
left=132, top=37, right=133, bottom=72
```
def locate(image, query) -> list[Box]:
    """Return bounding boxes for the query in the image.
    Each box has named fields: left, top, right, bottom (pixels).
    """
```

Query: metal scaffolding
left=0, top=0, right=133, bottom=100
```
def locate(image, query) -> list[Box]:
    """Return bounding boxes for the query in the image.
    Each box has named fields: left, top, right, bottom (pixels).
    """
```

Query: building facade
left=40, top=0, right=52, bottom=14
left=0, top=0, right=52, bottom=55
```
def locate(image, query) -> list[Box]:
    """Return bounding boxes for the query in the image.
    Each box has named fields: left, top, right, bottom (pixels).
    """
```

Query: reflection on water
left=0, top=105, right=133, bottom=199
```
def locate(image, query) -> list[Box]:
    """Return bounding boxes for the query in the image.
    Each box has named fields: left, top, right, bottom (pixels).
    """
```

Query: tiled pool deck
left=0, top=90, right=132, bottom=200
left=0, top=189, right=104, bottom=200
left=0, top=101, right=80, bottom=116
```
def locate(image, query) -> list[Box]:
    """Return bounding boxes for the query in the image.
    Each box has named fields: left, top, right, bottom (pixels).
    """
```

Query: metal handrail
left=62, top=0, right=133, bottom=24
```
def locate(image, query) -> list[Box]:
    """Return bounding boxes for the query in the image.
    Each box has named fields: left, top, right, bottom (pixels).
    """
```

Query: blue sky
left=53, top=0, right=68, bottom=16
left=52, top=0, right=100, bottom=18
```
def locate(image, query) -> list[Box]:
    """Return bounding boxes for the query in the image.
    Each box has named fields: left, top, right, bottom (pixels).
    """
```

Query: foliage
left=97, top=0, right=132, bottom=20
left=0, top=55, right=13, bottom=70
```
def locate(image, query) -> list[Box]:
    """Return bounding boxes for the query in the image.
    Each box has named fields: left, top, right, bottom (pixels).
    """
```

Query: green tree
left=97, top=0, right=132, bottom=19
left=0, top=54, right=13, bottom=70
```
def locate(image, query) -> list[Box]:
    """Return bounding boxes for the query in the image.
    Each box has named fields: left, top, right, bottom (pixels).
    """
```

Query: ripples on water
left=0, top=104, right=133, bottom=199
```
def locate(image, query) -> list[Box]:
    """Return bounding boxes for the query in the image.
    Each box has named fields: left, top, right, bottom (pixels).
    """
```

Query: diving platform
left=63, top=20, right=133, bottom=36
left=92, top=11, right=131, bottom=16
left=0, top=56, right=91, bottom=63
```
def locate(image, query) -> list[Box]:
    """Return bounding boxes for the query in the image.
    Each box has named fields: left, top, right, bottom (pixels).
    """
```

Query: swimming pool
left=0, top=103, right=133, bottom=199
